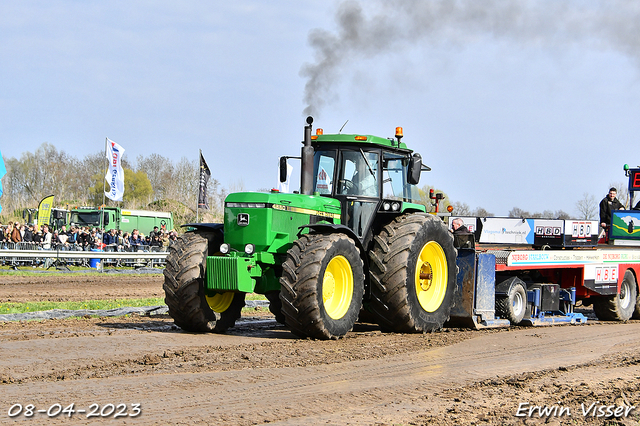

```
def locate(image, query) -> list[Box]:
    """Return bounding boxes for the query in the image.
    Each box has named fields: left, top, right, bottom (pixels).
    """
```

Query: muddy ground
left=0, top=273, right=639, bottom=425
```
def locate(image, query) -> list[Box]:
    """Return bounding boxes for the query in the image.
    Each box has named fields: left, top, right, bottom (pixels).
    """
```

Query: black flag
left=198, top=152, right=211, bottom=209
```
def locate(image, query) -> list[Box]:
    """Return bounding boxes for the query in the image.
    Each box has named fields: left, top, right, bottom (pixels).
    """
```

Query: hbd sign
left=535, top=226, right=562, bottom=236
left=572, top=222, right=593, bottom=238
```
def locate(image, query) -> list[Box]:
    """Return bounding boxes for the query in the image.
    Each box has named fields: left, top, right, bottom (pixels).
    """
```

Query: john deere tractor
left=163, top=117, right=456, bottom=339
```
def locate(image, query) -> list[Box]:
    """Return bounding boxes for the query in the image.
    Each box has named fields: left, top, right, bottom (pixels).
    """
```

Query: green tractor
left=163, top=117, right=457, bottom=339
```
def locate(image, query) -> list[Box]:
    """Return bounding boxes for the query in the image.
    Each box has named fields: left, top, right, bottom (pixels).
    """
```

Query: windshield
left=70, top=212, right=108, bottom=227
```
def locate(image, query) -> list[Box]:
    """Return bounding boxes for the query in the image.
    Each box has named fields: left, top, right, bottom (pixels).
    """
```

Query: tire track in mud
left=1, top=323, right=640, bottom=425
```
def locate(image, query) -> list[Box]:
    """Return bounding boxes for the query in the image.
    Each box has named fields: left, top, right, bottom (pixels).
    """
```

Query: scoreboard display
left=629, top=168, right=640, bottom=192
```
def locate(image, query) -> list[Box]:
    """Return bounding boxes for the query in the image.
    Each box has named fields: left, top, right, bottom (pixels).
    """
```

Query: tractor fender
left=299, top=224, right=365, bottom=255
left=495, top=276, right=527, bottom=296
left=182, top=223, right=224, bottom=239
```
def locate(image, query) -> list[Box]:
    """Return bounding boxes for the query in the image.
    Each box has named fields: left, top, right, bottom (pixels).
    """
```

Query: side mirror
left=408, top=153, right=422, bottom=185
left=279, top=157, right=288, bottom=183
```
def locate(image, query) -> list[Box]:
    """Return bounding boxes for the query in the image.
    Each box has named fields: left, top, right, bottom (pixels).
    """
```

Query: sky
left=1, top=0, right=639, bottom=217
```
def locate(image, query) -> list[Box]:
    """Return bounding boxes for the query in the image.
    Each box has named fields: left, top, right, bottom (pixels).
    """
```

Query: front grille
left=207, top=256, right=239, bottom=291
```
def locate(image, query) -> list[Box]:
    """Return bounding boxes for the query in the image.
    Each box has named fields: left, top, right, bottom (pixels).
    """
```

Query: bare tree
left=575, top=192, right=597, bottom=220
left=508, top=207, right=529, bottom=218
left=473, top=207, right=494, bottom=217
left=136, top=153, right=174, bottom=200
left=0, top=143, right=237, bottom=222
left=451, top=201, right=472, bottom=216
left=540, top=210, right=555, bottom=219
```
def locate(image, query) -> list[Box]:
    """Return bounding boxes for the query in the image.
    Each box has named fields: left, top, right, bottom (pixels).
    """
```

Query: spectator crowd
left=0, top=222, right=179, bottom=252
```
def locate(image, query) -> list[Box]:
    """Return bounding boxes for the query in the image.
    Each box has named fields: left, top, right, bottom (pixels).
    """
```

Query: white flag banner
left=105, top=139, right=125, bottom=201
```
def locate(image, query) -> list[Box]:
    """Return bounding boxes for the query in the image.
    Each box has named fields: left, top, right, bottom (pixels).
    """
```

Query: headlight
left=383, top=202, right=391, bottom=211
left=244, top=243, right=255, bottom=255
left=219, top=243, right=230, bottom=254
left=391, top=202, right=400, bottom=211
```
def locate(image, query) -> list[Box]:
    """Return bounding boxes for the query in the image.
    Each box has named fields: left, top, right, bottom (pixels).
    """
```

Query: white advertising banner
left=479, top=218, right=534, bottom=244
left=105, top=139, right=125, bottom=202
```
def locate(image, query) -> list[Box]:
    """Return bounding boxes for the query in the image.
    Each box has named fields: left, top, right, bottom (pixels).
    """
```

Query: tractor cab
left=291, top=119, right=429, bottom=246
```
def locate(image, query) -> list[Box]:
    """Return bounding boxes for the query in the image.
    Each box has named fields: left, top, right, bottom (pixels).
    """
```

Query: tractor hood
left=223, top=191, right=342, bottom=254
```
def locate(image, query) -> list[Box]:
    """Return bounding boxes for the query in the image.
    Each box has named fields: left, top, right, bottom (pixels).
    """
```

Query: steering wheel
left=339, top=179, right=355, bottom=194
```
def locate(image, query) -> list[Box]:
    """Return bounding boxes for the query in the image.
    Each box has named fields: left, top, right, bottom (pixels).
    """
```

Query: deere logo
left=237, top=213, right=249, bottom=226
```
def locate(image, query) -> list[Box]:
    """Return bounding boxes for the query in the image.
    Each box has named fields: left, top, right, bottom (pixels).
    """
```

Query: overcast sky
left=1, top=0, right=639, bottom=217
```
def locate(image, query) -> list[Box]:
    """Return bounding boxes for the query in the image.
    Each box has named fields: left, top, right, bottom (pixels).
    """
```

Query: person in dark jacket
left=103, top=229, right=117, bottom=246
left=67, top=227, right=79, bottom=245
left=22, top=225, right=34, bottom=243
left=451, top=218, right=471, bottom=234
left=599, top=187, right=624, bottom=229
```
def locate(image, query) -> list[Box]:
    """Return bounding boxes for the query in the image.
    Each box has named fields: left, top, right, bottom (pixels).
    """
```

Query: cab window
left=383, top=153, right=420, bottom=202
left=313, top=151, right=336, bottom=195
left=337, top=150, right=379, bottom=197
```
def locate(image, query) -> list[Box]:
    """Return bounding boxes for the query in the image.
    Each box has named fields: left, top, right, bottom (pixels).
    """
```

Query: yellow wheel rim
left=414, top=241, right=448, bottom=313
left=322, top=255, right=354, bottom=320
left=206, top=292, right=234, bottom=313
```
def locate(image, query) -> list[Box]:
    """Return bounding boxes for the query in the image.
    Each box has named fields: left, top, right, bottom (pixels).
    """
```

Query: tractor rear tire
left=368, top=213, right=457, bottom=333
left=163, top=232, right=216, bottom=332
left=280, top=233, right=364, bottom=340
left=495, top=281, right=527, bottom=325
left=593, top=270, right=637, bottom=321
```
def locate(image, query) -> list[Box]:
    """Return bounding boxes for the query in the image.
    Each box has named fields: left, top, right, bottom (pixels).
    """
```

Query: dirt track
left=0, top=274, right=639, bottom=425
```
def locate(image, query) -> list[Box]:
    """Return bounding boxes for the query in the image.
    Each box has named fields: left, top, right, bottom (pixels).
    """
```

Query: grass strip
left=0, top=294, right=267, bottom=315
left=0, top=269, right=163, bottom=276
left=0, top=298, right=165, bottom=314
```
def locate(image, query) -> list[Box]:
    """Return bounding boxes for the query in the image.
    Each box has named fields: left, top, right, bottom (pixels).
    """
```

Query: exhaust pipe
left=300, top=116, right=315, bottom=195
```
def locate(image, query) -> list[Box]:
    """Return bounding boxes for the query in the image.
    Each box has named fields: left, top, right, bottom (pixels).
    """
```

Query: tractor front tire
left=213, top=292, right=246, bottom=333
left=593, top=270, right=637, bottom=322
left=266, top=291, right=286, bottom=324
left=280, top=233, right=364, bottom=340
left=368, top=213, right=457, bottom=333
left=163, top=232, right=216, bottom=332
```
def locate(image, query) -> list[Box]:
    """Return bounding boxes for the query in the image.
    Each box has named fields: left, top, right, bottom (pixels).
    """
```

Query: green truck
left=70, top=207, right=173, bottom=235
left=163, top=117, right=456, bottom=339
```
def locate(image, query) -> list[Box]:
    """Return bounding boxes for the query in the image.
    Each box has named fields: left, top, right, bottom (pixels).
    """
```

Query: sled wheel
left=593, top=270, right=637, bottom=321
left=496, top=281, right=527, bottom=324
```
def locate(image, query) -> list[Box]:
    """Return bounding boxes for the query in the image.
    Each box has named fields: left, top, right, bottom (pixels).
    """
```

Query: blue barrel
left=89, top=249, right=103, bottom=269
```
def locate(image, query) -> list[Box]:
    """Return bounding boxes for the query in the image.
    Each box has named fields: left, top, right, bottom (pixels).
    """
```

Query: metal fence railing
left=0, top=243, right=169, bottom=269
